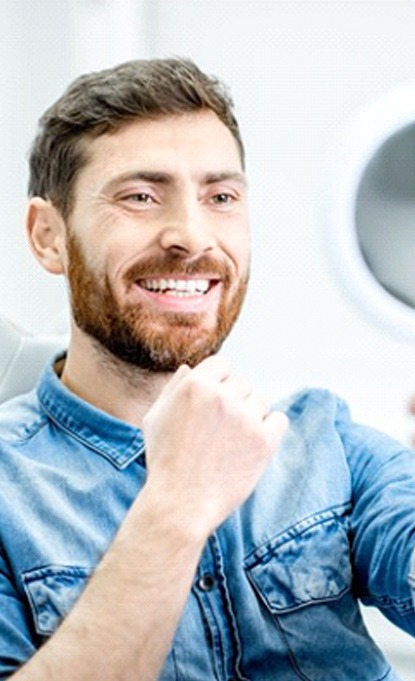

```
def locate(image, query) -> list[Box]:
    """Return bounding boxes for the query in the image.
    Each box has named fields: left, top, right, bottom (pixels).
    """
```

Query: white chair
left=0, top=316, right=68, bottom=403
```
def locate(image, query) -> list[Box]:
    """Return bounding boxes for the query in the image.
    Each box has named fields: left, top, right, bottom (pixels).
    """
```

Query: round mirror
left=325, top=83, right=415, bottom=343
left=356, top=123, right=415, bottom=309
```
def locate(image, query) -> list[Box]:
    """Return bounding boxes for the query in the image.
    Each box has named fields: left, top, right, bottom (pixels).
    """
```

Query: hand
left=142, top=356, right=288, bottom=540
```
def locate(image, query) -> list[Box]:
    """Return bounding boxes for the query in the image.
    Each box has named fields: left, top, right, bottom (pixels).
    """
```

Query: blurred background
left=1, top=0, right=415, bottom=675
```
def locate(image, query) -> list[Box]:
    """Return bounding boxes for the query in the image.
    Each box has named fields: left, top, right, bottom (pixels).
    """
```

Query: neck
left=60, top=327, right=173, bottom=428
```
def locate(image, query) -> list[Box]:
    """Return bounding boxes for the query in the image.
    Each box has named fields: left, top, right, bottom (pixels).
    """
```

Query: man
left=0, top=58, right=414, bottom=681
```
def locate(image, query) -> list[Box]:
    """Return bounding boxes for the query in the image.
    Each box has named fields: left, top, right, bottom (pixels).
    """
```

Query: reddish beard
left=66, top=232, right=249, bottom=371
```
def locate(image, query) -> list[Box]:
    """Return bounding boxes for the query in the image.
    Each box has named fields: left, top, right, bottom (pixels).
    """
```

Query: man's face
left=65, top=110, right=250, bottom=371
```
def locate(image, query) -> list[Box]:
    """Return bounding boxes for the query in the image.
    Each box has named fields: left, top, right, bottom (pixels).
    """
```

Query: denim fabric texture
left=0, top=357, right=414, bottom=680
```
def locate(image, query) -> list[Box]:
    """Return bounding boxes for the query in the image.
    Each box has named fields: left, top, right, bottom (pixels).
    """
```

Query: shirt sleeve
left=0, top=548, right=37, bottom=678
left=336, top=399, right=415, bottom=636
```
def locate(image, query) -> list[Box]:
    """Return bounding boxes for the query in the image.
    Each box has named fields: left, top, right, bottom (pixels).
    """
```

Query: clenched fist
left=142, top=356, right=289, bottom=541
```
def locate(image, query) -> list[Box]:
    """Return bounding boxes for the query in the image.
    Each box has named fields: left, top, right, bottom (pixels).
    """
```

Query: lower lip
left=131, top=283, right=221, bottom=312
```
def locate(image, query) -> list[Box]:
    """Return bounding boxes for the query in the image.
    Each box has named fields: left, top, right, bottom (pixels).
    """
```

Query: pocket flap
left=22, top=565, right=93, bottom=636
left=246, top=516, right=351, bottom=613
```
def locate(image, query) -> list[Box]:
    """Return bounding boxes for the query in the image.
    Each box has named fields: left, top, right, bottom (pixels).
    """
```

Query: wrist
left=127, top=482, right=210, bottom=551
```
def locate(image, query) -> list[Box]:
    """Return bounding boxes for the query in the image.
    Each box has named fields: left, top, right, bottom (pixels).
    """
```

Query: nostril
left=160, top=223, right=215, bottom=255
left=166, top=243, right=192, bottom=254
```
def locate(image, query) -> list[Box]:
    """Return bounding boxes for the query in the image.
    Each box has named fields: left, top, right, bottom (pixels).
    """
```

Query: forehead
left=81, top=110, right=243, bottom=183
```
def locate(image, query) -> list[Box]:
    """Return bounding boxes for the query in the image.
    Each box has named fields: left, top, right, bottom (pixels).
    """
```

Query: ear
left=26, top=197, right=67, bottom=275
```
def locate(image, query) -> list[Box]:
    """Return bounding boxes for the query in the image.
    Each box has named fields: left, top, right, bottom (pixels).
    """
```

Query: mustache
left=125, top=253, right=232, bottom=284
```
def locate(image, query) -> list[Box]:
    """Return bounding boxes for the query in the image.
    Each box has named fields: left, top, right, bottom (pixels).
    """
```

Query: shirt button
left=197, top=573, right=216, bottom=591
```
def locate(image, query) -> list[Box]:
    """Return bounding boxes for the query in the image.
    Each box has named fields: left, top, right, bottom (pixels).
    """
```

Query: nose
left=158, top=199, right=215, bottom=257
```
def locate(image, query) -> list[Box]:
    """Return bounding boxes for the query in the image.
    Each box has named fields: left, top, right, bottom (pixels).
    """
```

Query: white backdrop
left=1, top=0, right=415, bottom=675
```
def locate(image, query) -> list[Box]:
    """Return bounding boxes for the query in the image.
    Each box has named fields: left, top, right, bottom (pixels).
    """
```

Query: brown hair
left=28, top=58, right=244, bottom=220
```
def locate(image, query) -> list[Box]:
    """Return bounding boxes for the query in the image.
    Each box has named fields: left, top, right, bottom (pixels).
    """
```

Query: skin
left=17, top=109, right=288, bottom=681
left=29, top=110, right=251, bottom=423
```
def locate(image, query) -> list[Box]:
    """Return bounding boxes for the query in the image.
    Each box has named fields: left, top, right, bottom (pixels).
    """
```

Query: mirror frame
left=325, top=82, right=415, bottom=344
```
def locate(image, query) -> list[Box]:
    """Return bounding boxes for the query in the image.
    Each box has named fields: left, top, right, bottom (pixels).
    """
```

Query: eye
left=210, top=192, right=235, bottom=206
left=125, top=192, right=155, bottom=204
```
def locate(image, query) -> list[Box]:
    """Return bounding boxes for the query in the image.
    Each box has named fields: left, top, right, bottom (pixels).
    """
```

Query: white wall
left=1, top=0, right=415, bottom=675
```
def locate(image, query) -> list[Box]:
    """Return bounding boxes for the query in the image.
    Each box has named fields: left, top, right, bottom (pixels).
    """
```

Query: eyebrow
left=204, top=172, right=247, bottom=186
left=106, top=170, right=247, bottom=188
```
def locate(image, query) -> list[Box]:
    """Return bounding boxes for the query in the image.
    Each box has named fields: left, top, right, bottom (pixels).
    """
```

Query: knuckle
left=210, top=389, right=234, bottom=417
left=180, top=373, right=211, bottom=403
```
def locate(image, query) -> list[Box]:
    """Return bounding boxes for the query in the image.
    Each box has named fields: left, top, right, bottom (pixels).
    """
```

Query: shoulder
left=279, top=387, right=413, bottom=476
left=276, top=387, right=350, bottom=432
left=0, top=389, right=47, bottom=444
left=283, top=387, right=341, bottom=411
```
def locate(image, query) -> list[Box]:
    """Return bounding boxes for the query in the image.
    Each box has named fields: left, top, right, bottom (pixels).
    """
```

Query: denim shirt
left=0, top=359, right=414, bottom=680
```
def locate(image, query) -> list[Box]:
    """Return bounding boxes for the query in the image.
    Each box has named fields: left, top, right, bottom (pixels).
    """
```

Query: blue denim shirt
left=0, top=358, right=414, bottom=680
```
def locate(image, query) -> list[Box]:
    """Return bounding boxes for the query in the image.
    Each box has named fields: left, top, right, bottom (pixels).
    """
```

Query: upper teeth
left=140, top=278, right=211, bottom=294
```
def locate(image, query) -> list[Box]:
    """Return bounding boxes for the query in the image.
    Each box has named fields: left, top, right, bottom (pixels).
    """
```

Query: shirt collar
left=37, top=354, right=145, bottom=470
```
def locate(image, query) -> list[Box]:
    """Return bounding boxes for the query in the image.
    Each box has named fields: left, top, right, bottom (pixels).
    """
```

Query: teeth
left=140, top=278, right=211, bottom=295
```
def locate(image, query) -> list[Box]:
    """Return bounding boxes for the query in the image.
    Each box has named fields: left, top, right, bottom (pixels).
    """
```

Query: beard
left=66, top=232, right=249, bottom=372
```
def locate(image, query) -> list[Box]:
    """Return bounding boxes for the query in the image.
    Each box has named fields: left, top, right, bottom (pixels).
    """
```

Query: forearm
left=11, top=357, right=287, bottom=680
left=12, top=487, right=205, bottom=681
left=342, top=419, right=415, bottom=632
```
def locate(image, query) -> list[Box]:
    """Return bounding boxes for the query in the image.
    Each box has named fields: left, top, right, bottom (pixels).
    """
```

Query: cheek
left=239, top=240, right=251, bottom=275
left=222, top=213, right=250, bottom=269
left=223, top=233, right=250, bottom=279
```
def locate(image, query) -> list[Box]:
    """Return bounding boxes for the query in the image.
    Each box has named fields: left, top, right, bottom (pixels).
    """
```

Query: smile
left=138, top=278, right=215, bottom=297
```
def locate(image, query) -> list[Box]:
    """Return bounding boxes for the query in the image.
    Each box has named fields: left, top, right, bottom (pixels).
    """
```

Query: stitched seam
left=244, top=504, right=351, bottom=567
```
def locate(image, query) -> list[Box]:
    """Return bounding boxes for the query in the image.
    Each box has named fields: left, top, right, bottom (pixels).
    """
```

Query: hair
left=28, top=58, right=244, bottom=220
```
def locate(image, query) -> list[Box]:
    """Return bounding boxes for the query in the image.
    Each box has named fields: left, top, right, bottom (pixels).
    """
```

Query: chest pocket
left=245, top=513, right=390, bottom=681
left=22, top=565, right=93, bottom=637
left=246, top=514, right=352, bottom=612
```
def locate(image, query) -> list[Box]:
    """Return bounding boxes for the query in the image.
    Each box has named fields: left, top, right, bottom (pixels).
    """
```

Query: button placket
left=197, top=573, right=217, bottom=592
left=193, top=533, right=247, bottom=681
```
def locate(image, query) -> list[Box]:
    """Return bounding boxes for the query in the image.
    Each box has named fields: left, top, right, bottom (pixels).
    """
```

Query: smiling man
left=62, top=113, right=249, bottom=377
left=0, top=59, right=415, bottom=681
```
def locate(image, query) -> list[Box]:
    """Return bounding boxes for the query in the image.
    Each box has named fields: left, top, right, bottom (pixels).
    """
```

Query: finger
left=220, top=373, right=253, bottom=400
left=263, top=411, right=290, bottom=446
left=160, top=355, right=231, bottom=399
left=192, top=354, right=231, bottom=383
left=159, top=363, right=192, bottom=398
left=241, top=391, right=273, bottom=420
